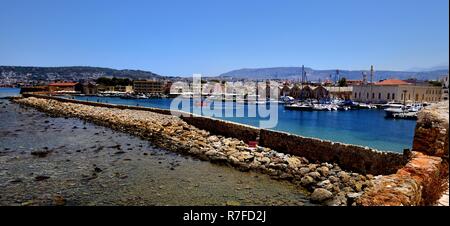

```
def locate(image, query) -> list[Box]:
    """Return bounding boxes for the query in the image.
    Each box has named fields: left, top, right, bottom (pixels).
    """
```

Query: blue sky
left=0, top=0, right=448, bottom=76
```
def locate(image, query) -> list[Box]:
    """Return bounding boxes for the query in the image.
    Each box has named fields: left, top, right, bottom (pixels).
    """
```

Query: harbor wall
left=22, top=93, right=176, bottom=115
left=357, top=101, right=449, bottom=206
left=180, top=115, right=260, bottom=143
left=259, top=129, right=406, bottom=175
left=19, top=94, right=406, bottom=176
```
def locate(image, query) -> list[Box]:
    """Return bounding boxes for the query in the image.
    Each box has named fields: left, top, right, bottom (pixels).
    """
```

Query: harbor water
left=0, top=88, right=417, bottom=153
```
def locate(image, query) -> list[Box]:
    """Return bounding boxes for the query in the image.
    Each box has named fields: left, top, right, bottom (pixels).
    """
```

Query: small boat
left=385, top=104, right=409, bottom=118
left=357, top=103, right=376, bottom=109
left=285, top=103, right=313, bottom=111
left=337, top=106, right=350, bottom=111
left=135, top=94, right=148, bottom=99
left=391, top=111, right=418, bottom=119
left=381, top=101, right=404, bottom=109
left=312, top=104, right=328, bottom=111
left=406, top=103, right=423, bottom=112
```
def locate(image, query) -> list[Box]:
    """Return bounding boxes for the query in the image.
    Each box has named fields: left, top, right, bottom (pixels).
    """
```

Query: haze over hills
left=218, top=67, right=449, bottom=81
left=1, top=65, right=448, bottom=82
left=0, top=66, right=164, bottom=81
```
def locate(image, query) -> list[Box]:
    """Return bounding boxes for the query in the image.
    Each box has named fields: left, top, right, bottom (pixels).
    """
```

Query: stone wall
left=412, top=101, right=449, bottom=158
left=22, top=94, right=261, bottom=143
left=357, top=101, right=449, bottom=206
left=180, top=114, right=260, bottom=143
left=19, top=94, right=407, bottom=176
left=22, top=93, right=177, bottom=116
left=259, top=129, right=406, bottom=175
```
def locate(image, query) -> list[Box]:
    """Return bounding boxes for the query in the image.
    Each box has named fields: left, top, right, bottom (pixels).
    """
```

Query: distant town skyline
left=0, top=0, right=448, bottom=76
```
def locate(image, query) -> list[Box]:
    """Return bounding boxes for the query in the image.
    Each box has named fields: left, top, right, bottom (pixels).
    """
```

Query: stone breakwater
left=14, top=97, right=373, bottom=206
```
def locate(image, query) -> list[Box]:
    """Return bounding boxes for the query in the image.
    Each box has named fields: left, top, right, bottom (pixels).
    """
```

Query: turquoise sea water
left=69, top=95, right=416, bottom=153
left=0, top=88, right=416, bottom=153
left=0, top=88, right=20, bottom=98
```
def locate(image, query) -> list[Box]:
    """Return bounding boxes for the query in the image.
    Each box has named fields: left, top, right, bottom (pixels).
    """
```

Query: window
left=387, top=93, right=390, bottom=99
left=367, top=93, right=369, bottom=99
left=354, top=93, right=357, bottom=98
left=378, top=93, right=381, bottom=99
left=392, top=93, right=395, bottom=100
left=372, top=93, right=375, bottom=99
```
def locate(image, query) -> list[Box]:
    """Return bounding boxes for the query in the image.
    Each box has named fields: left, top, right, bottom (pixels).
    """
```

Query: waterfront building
left=289, top=84, right=301, bottom=99
left=133, top=80, right=164, bottom=94
left=20, top=85, right=49, bottom=94
left=352, top=79, right=443, bottom=103
left=48, top=82, right=80, bottom=94
left=114, top=85, right=133, bottom=93
left=312, top=86, right=329, bottom=100
left=346, top=80, right=363, bottom=86
left=325, top=86, right=353, bottom=99
left=163, top=81, right=173, bottom=95
left=82, top=82, right=98, bottom=95
left=96, top=84, right=133, bottom=93
left=299, top=85, right=313, bottom=99
left=440, top=75, right=449, bottom=101
left=279, top=83, right=292, bottom=97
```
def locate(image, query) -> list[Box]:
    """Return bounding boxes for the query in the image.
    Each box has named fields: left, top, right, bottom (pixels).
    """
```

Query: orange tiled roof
left=375, top=79, right=410, bottom=85
left=48, top=82, right=78, bottom=86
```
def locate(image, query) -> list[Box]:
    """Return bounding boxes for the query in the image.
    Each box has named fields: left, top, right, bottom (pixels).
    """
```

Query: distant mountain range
left=1, top=65, right=448, bottom=82
left=0, top=66, right=163, bottom=81
left=218, top=67, right=449, bottom=81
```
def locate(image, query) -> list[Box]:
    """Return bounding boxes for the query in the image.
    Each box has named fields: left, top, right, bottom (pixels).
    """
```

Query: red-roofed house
left=346, top=80, right=363, bottom=86
left=375, top=79, right=410, bottom=86
left=48, top=82, right=80, bottom=93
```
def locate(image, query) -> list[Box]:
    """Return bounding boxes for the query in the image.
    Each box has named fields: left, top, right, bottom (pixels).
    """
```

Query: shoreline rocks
left=13, top=97, right=374, bottom=206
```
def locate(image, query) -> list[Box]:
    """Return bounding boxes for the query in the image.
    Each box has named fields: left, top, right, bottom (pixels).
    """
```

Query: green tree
left=338, top=77, right=347, bottom=87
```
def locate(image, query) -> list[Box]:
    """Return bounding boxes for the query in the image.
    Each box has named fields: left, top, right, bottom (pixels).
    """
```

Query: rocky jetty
left=14, top=97, right=374, bottom=205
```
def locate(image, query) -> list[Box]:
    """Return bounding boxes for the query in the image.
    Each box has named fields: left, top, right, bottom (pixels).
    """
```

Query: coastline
left=9, top=97, right=375, bottom=206
left=0, top=98, right=314, bottom=206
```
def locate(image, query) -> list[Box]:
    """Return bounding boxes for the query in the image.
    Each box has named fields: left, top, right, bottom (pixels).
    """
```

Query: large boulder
left=310, top=188, right=333, bottom=203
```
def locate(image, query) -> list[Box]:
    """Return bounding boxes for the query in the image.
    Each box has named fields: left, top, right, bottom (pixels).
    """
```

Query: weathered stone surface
left=412, top=101, right=449, bottom=158
left=356, top=174, right=421, bottom=206
left=259, top=129, right=405, bottom=175
left=317, top=166, right=330, bottom=177
left=307, top=171, right=321, bottom=180
left=300, top=176, right=315, bottom=187
left=310, top=188, right=333, bottom=203
left=286, top=157, right=302, bottom=169
left=298, top=167, right=310, bottom=175
left=357, top=152, right=446, bottom=206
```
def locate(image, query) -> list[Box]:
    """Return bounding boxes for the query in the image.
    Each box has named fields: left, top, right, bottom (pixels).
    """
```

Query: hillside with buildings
left=0, top=66, right=164, bottom=86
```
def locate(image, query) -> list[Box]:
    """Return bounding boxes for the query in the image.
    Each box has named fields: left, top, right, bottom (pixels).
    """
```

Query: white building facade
left=352, top=80, right=443, bottom=104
